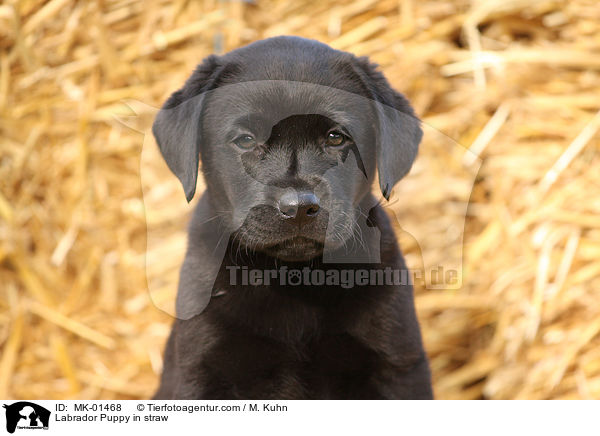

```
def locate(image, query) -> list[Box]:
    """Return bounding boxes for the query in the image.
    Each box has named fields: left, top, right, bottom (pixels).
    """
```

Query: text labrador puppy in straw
left=152, top=36, right=432, bottom=399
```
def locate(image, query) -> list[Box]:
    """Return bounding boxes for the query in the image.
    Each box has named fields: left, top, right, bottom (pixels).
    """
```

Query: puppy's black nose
left=278, top=190, right=320, bottom=225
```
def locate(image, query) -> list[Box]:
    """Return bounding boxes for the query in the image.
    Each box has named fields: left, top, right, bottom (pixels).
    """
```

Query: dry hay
left=1, top=0, right=599, bottom=400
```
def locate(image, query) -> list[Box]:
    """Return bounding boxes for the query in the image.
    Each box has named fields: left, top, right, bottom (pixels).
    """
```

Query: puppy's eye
left=234, top=134, right=257, bottom=149
left=326, top=131, right=346, bottom=147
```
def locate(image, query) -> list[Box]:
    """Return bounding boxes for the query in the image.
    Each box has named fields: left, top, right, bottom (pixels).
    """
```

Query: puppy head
left=153, top=36, right=422, bottom=261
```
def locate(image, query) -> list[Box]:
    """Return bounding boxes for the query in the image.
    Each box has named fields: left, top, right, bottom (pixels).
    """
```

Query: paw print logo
left=287, top=269, right=302, bottom=286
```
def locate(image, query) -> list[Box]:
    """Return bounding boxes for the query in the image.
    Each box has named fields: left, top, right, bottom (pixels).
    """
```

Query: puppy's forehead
left=205, top=81, right=373, bottom=137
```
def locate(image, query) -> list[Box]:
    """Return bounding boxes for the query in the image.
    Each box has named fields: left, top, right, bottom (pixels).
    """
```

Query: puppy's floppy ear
left=352, top=57, right=422, bottom=200
left=152, top=55, right=221, bottom=202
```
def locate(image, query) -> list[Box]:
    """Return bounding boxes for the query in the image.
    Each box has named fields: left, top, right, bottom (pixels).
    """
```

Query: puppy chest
left=201, top=331, right=381, bottom=399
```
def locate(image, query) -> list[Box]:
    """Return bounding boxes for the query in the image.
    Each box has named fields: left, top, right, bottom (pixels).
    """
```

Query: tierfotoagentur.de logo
left=226, top=265, right=459, bottom=289
left=2, top=402, right=50, bottom=434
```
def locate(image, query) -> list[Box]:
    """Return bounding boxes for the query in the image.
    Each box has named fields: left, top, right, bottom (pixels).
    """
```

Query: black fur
left=152, top=36, right=432, bottom=399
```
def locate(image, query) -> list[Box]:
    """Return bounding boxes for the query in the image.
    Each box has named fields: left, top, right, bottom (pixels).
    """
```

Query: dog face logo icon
left=2, top=402, right=50, bottom=433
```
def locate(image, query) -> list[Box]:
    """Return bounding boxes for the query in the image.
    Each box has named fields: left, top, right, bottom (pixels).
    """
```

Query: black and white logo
left=2, top=402, right=50, bottom=434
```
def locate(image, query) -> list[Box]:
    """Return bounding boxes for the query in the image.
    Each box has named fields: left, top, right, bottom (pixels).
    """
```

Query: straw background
left=1, top=0, right=599, bottom=400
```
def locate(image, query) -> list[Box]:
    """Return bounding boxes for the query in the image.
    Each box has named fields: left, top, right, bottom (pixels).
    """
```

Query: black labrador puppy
left=152, top=36, right=432, bottom=399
